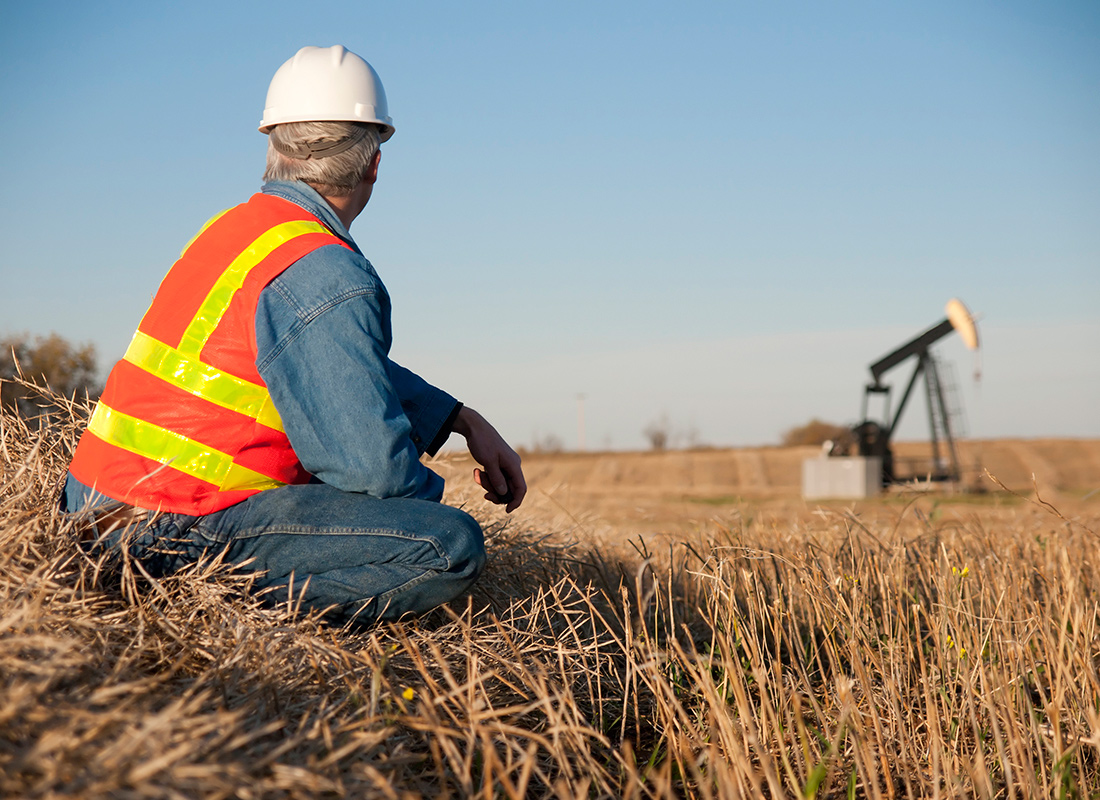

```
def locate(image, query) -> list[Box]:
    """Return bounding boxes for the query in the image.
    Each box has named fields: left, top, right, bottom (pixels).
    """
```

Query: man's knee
left=441, top=506, right=486, bottom=579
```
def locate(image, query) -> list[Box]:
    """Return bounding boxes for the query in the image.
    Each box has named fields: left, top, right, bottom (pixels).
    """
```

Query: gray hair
left=263, top=121, right=381, bottom=197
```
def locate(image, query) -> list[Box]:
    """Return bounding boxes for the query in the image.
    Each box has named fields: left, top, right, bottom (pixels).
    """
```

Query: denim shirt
left=64, top=180, right=458, bottom=512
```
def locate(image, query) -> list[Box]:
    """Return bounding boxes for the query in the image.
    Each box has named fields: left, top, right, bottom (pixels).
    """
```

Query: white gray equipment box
left=802, top=456, right=882, bottom=500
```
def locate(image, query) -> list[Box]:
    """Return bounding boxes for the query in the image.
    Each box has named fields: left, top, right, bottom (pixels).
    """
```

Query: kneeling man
left=63, top=45, right=526, bottom=625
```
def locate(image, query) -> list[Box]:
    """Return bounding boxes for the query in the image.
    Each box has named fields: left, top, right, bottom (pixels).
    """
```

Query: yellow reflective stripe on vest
left=88, top=403, right=285, bottom=492
left=124, top=330, right=285, bottom=432
left=177, top=220, right=330, bottom=357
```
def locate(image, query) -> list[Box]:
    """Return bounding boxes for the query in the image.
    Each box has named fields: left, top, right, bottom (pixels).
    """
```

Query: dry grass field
left=512, top=438, right=1100, bottom=536
left=2, top=384, right=1099, bottom=798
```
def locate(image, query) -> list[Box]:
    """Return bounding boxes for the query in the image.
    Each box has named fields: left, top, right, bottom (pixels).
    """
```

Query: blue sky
left=2, top=1, right=1097, bottom=449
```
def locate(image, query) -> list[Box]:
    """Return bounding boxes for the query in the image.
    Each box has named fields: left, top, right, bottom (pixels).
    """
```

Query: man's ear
left=365, top=149, right=381, bottom=184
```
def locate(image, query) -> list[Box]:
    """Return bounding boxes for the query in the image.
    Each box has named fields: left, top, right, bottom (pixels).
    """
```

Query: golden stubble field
left=3, top=387, right=1099, bottom=799
left=501, top=438, right=1100, bottom=540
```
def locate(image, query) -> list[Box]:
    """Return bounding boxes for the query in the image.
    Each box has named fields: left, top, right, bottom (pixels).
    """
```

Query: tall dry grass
left=1, top=378, right=1098, bottom=798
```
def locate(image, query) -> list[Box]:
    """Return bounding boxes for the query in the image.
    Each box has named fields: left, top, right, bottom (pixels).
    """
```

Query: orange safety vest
left=69, top=193, right=351, bottom=515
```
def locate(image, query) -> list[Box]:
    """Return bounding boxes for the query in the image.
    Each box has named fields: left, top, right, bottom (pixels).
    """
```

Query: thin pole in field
left=577, top=393, right=586, bottom=452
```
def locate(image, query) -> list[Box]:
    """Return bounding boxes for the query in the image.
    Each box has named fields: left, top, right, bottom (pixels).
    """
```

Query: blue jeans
left=100, top=483, right=485, bottom=625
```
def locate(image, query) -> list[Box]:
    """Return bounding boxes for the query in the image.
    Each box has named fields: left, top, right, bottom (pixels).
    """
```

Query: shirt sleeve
left=388, top=359, right=460, bottom=456
left=254, top=253, right=445, bottom=501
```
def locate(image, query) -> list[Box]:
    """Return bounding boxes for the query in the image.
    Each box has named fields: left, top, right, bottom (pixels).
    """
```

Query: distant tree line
left=780, top=418, right=851, bottom=447
left=0, top=332, right=101, bottom=418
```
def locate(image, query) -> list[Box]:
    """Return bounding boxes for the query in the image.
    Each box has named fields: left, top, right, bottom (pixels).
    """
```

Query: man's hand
left=452, top=406, right=526, bottom=513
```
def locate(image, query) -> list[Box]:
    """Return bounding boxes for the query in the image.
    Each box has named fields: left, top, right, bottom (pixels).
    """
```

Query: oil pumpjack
left=851, top=299, right=980, bottom=487
left=803, top=299, right=981, bottom=499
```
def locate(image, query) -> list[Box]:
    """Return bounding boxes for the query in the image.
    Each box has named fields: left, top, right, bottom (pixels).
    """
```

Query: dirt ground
left=436, top=438, right=1100, bottom=539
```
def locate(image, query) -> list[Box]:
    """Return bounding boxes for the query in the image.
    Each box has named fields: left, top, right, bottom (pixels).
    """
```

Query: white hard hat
left=259, top=45, right=394, bottom=142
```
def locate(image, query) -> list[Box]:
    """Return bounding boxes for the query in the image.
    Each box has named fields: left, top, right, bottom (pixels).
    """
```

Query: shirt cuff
left=425, top=401, right=462, bottom=457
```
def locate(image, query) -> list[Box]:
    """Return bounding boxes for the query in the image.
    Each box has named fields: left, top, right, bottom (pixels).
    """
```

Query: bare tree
left=530, top=433, right=564, bottom=454
left=643, top=414, right=671, bottom=451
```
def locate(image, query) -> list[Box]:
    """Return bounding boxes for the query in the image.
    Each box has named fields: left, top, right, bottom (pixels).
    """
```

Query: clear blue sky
left=2, top=1, right=1097, bottom=449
